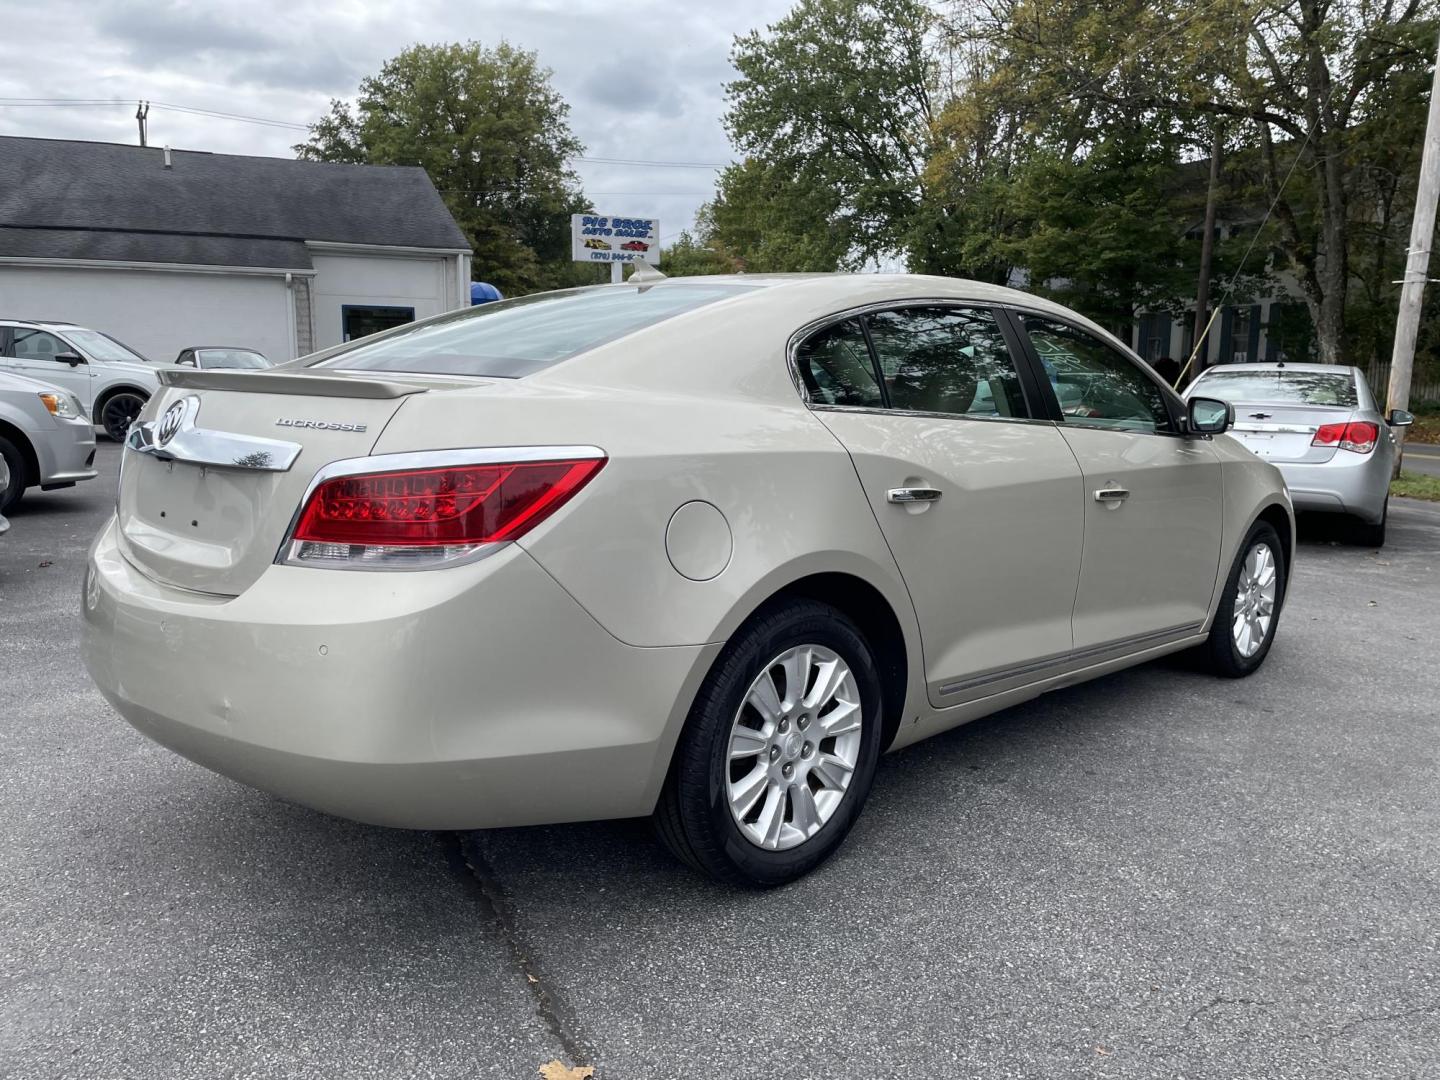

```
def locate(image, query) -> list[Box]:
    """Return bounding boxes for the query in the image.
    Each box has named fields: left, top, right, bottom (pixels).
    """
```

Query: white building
left=0, top=137, right=472, bottom=364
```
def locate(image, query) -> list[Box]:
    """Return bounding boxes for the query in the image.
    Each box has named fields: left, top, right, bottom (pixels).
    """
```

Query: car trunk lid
left=1226, top=401, right=1352, bottom=463
left=115, top=369, right=473, bottom=596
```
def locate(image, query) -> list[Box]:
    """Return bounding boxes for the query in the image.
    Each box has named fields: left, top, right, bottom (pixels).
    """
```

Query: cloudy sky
left=0, top=0, right=796, bottom=244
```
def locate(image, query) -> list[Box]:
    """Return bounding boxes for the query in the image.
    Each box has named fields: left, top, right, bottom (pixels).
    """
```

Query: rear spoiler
left=155, top=368, right=427, bottom=399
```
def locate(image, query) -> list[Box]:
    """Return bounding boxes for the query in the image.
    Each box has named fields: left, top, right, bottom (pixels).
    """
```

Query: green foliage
left=716, top=0, right=936, bottom=269
left=658, top=230, right=740, bottom=277
left=295, top=42, right=588, bottom=296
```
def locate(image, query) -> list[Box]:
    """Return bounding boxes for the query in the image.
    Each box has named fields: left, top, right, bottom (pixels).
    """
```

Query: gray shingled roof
left=0, top=137, right=470, bottom=268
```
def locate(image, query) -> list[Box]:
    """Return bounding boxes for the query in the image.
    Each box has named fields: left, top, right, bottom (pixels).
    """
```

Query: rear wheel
left=98, top=391, right=148, bottom=442
left=655, top=599, right=884, bottom=886
left=1203, top=521, right=1285, bottom=678
left=1348, top=499, right=1387, bottom=548
left=0, top=435, right=27, bottom=513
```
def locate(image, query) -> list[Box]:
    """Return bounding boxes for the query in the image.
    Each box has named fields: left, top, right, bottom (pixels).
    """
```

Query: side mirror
left=1188, top=396, right=1233, bottom=435
left=177, top=357, right=196, bottom=367
left=55, top=351, right=84, bottom=367
left=1389, top=409, right=1414, bottom=428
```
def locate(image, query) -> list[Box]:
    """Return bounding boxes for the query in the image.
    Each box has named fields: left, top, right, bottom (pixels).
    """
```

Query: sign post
left=571, top=214, right=660, bottom=284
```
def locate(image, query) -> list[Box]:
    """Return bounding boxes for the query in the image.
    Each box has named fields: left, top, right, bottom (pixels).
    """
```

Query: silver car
left=1185, top=362, right=1412, bottom=546
left=0, top=370, right=98, bottom=514
left=1, top=320, right=160, bottom=441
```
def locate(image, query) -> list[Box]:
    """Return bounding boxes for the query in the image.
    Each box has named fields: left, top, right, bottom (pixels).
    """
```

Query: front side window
left=8, top=329, right=71, bottom=363
left=196, top=349, right=271, bottom=370
left=794, top=318, right=883, bottom=408
left=1023, top=316, right=1172, bottom=433
left=866, top=306, right=1029, bottom=418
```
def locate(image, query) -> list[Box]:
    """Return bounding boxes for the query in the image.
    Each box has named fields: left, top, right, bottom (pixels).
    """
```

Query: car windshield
left=197, top=349, right=270, bottom=369
left=1194, top=369, right=1358, bottom=407
left=314, top=283, right=755, bottom=378
left=62, top=329, right=150, bottom=363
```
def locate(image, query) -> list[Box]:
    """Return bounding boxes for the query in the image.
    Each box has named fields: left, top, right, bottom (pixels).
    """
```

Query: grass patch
left=1392, top=472, right=1440, bottom=501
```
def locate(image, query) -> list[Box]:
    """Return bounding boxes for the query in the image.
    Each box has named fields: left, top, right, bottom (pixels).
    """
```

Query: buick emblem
left=156, top=400, right=188, bottom=446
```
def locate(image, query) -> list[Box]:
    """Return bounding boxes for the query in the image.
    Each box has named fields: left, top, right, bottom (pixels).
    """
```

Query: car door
left=796, top=305, right=1084, bottom=707
left=3, top=327, right=95, bottom=410
left=1012, top=311, right=1223, bottom=652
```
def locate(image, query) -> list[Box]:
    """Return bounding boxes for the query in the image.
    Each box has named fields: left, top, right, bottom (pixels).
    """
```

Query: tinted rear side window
left=316, top=284, right=754, bottom=378
left=1193, top=370, right=1358, bottom=407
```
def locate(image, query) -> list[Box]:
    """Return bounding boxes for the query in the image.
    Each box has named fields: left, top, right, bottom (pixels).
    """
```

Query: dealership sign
left=571, top=214, right=660, bottom=266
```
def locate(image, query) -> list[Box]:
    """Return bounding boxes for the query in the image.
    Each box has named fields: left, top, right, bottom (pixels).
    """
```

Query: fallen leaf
left=538, top=1061, right=594, bottom=1080
left=527, top=974, right=539, bottom=984
left=38, top=561, right=52, bottom=568
left=1095, top=1045, right=1112, bottom=1056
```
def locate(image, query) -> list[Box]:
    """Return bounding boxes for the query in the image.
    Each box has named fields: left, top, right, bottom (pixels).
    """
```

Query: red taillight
left=1312, top=421, right=1378, bottom=454
left=293, top=458, right=605, bottom=548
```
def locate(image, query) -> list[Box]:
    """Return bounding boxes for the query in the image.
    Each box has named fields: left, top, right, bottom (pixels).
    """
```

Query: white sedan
left=82, top=274, right=1292, bottom=885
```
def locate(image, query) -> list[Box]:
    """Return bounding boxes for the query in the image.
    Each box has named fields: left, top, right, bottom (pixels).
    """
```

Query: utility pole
left=1387, top=31, right=1440, bottom=473
left=135, top=101, right=149, bottom=147
left=1191, top=126, right=1223, bottom=380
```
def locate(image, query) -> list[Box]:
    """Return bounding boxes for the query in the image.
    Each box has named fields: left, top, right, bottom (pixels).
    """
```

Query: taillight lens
left=283, top=455, right=604, bottom=569
left=1312, top=421, right=1378, bottom=454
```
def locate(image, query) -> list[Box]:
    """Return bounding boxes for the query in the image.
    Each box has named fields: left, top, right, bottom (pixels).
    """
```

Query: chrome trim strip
left=273, top=444, right=607, bottom=569
left=1232, top=422, right=1317, bottom=434
left=125, top=397, right=302, bottom=472
left=809, top=403, right=1059, bottom=428
left=938, top=622, right=1203, bottom=698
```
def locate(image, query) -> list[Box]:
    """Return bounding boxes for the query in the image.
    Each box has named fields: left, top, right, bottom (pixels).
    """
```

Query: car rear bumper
left=1277, top=449, right=1391, bottom=522
left=81, top=517, right=717, bottom=829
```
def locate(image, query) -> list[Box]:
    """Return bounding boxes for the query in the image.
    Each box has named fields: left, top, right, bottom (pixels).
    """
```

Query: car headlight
left=38, top=392, right=83, bottom=420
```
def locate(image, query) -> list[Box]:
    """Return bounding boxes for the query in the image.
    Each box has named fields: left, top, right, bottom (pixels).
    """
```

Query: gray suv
left=0, top=321, right=159, bottom=441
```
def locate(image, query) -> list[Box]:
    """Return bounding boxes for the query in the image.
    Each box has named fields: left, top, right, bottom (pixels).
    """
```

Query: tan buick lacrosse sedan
left=83, top=274, right=1292, bottom=885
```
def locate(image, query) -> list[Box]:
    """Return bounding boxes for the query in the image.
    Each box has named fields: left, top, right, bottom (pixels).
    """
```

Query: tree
left=658, top=229, right=741, bottom=277
left=721, top=0, right=938, bottom=268
left=957, top=0, right=1440, bottom=362
left=296, top=42, right=589, bottom=296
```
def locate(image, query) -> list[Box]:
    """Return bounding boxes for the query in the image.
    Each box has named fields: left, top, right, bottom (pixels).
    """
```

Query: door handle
left=887, top=487, right=943, bottom=504
left=1093, top=487, right=1130, bottom=503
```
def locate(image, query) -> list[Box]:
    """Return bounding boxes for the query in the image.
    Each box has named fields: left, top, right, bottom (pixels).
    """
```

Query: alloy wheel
left=1231, top=541, right=1278, bottom=659
left=101, top=394, right=146, bottom=442
left=725, top=644, right=864, bottom=851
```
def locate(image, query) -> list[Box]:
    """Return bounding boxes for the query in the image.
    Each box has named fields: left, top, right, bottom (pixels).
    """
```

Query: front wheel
left=0, top=435, right=26, bottom=514
left=1202, top=521, right=1285, bottom=678
left=654, top=599, right=884, bottom=886
left=98, top=391, right=148, bottom=442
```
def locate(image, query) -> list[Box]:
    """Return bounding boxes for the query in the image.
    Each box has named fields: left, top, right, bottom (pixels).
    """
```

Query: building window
left=342, top=305, right=415, bottom=342
left=1230, top=306, right=1251, bottom=363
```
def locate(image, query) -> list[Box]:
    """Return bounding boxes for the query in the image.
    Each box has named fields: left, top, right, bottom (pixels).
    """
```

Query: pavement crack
left=1329, top=1003, right=1438, bottom=1042
left=438, top=831, right=596, bottom=1072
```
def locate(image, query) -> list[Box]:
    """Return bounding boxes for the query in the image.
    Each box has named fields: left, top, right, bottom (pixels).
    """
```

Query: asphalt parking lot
left=3, top=442, right=1437, bottom=1080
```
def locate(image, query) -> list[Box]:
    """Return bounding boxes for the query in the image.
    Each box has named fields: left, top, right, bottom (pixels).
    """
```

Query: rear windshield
left=1194, top=369, right=1358, bottom=407
left=315, top=283, right=754, bottom=378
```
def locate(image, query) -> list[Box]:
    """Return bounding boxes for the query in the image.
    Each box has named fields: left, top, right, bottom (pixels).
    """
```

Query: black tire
left=1203, top=521, right=1285, bottom=678
left=0, top=434, right=27, bottom=514
left=654, top=598, right=884, bottom=887
left=1348, top=500, right=1387, bottom=548
left=97, top=390, right=148, bottom=442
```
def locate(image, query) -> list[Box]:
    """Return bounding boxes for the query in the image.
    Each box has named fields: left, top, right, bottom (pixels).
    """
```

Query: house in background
left=0, top=136, right=472, bottom=363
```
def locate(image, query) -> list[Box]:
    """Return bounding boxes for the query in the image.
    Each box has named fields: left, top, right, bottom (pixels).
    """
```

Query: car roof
left=0, top=319, right=83, bottom=330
